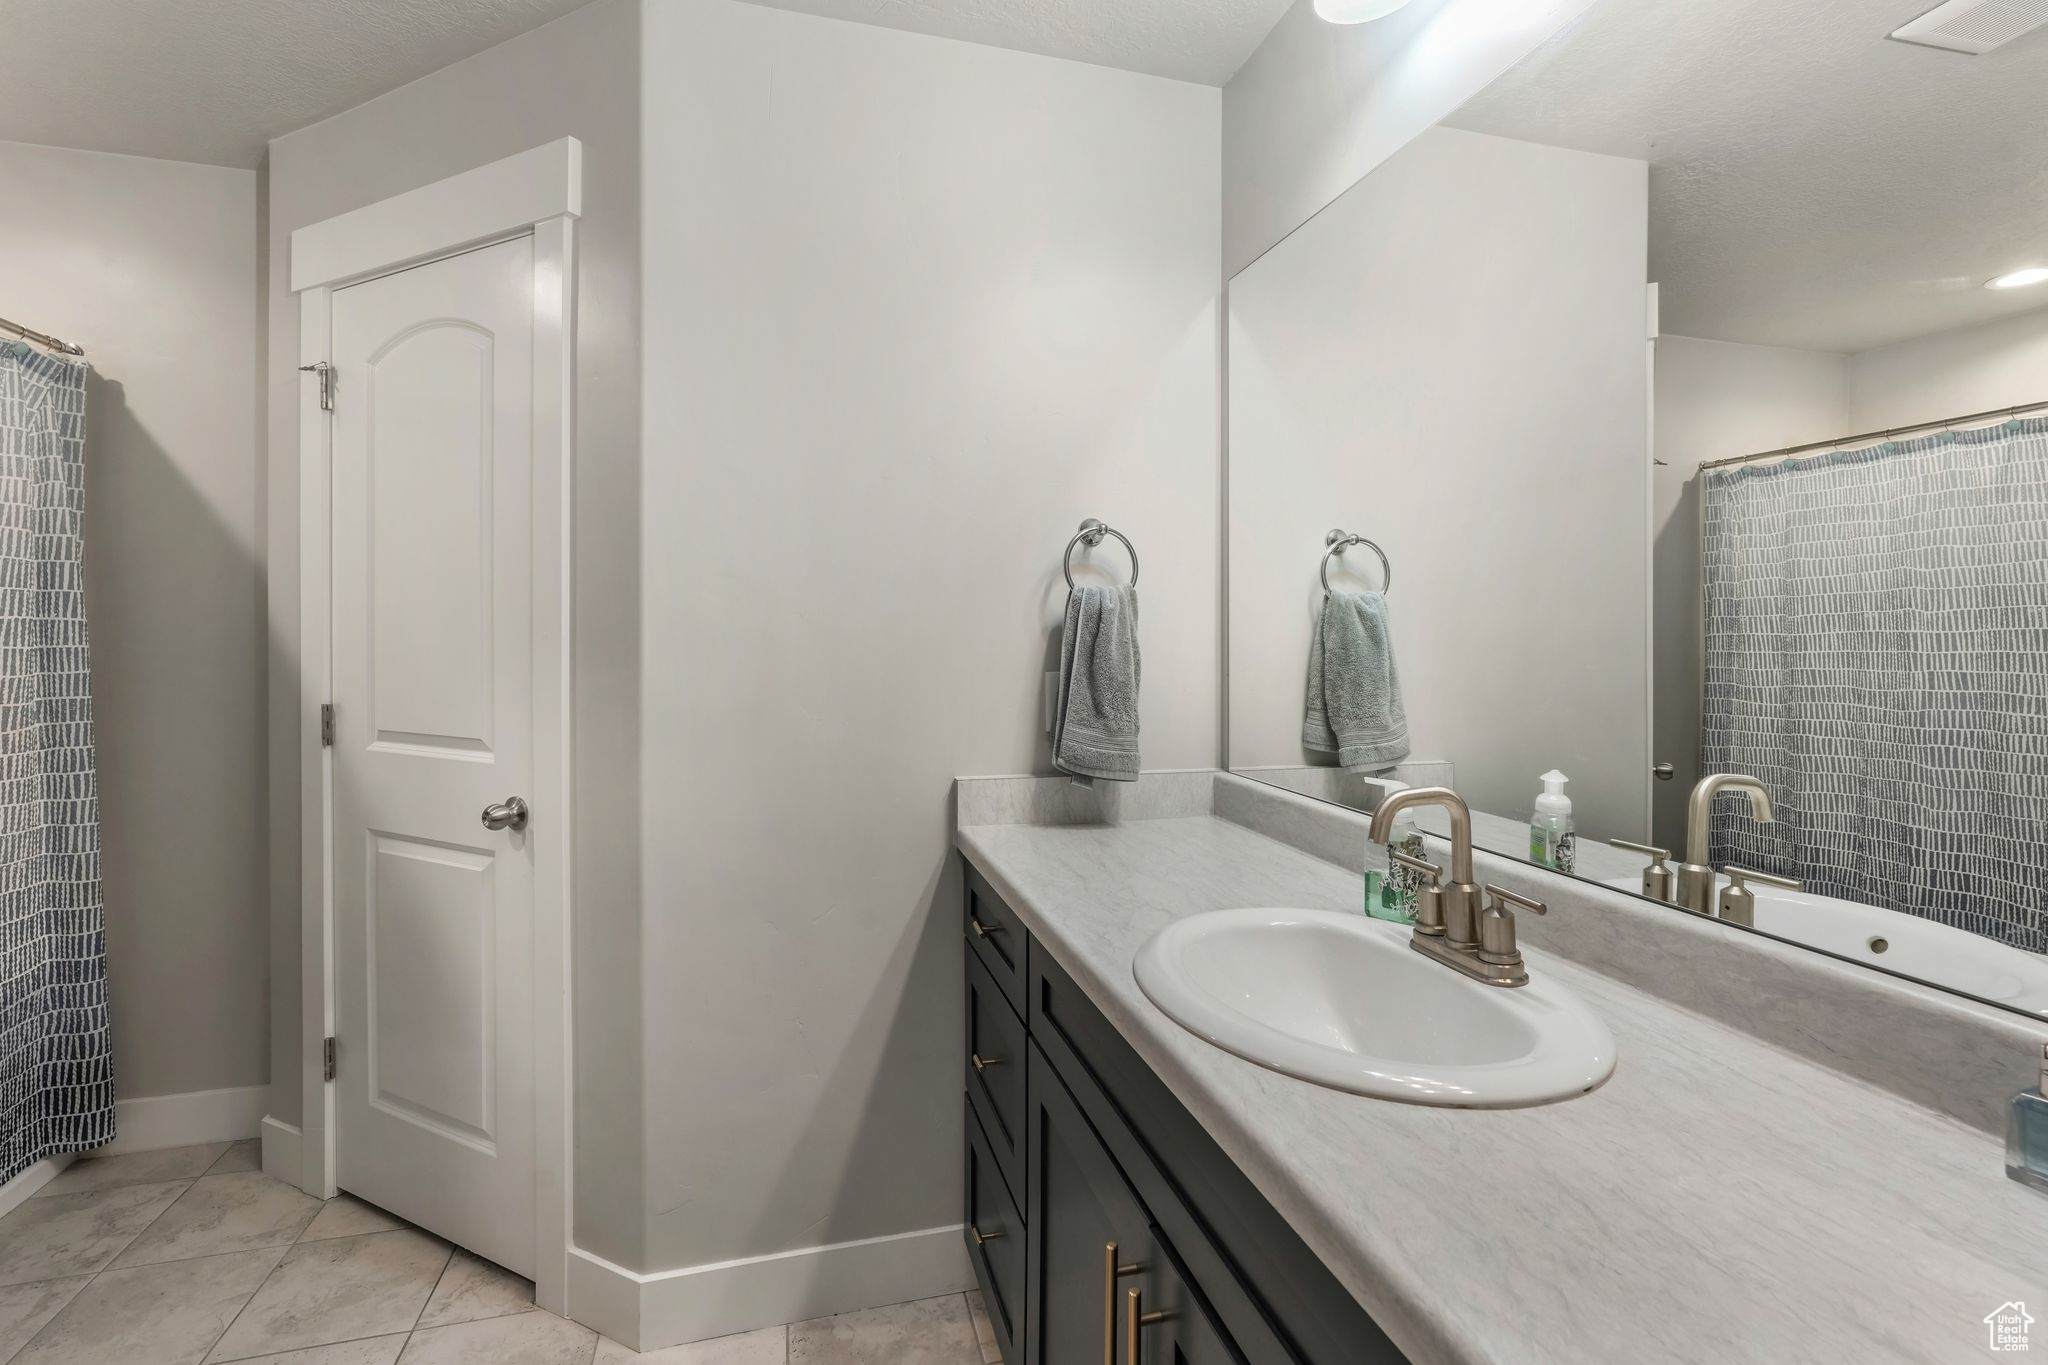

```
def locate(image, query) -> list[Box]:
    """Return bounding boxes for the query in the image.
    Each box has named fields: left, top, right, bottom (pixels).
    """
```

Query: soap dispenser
left=2008, top=1043, right=2048, bottom=1195
left=1529, top=770, right=1577, bottom=874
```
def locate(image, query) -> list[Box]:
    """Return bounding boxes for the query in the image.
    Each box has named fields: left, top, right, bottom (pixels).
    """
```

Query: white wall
left=1649, top=336, right=1849, bottom=850
left=1850, top=303, right=2048, bottom=431
left=262, top=0, right=645, bottom=1265
left=1222, top=0, right=1605, bottom=277
left=1228, top=125, right=1648, bottom=843
left=0, top=140, right=264, bottom=1101
left=638, top=0, right=1220, bottom=1293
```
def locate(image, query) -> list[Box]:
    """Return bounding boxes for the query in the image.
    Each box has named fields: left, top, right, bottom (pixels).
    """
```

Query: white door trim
left=293, top=138, right=579, bottom=1315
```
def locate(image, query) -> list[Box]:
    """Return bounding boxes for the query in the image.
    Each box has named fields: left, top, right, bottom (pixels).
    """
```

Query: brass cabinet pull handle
left=970, top=916, right=1005, bottom=938
left=971, top=1053, right=1004, bottom=1073
left=970, top=1224, right=1003, bottom=1247
left=1124, top=1286, right=1169, bottom=1365
left=1102, top=1243, right=1143, bottom=1365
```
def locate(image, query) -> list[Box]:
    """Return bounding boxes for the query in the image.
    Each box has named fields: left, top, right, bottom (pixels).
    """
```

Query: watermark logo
left=1985, top=1302, right=2035, bottom=1352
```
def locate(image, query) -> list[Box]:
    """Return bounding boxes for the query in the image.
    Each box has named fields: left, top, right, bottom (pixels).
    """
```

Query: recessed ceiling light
left=1987, top=267, right=2048, bottom=291
left=1314, top=0, right=1416, bottom=23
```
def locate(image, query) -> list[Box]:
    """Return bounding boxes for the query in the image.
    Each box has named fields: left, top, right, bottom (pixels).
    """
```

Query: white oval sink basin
left=1133, top=908, right=1616, bottom=1107
left=1602, top=875, right=2048, bottom=1016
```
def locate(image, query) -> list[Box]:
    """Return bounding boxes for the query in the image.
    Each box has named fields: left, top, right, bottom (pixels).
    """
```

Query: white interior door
left=330, top=234, right=536, bottom=1276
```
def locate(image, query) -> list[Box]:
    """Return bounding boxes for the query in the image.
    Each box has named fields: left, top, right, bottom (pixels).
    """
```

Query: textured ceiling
left=0, top=0, right=599, bottom=168
left=732, top=0, right=1294, bottom=85
left=1448, top=0, right=2048, bottom=354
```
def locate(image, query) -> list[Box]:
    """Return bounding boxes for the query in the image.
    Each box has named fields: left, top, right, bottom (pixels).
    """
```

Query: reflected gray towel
left=1053, top=585, right=1141, bottom=785
left=1304, top=590, right=1408, bottom=774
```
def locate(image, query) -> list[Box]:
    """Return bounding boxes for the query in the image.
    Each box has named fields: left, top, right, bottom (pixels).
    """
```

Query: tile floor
left=0, top=1142, right=1002, bottom=1365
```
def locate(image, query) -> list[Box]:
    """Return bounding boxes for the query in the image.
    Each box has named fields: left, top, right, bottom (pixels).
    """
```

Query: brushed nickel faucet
left=1370, top=786, right=1547, bottom=987
left=1674, top=773, right=1776, bottom=914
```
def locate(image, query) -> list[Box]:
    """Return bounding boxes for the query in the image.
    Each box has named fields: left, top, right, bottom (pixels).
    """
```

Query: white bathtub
left=1602, top=875, right=2048, bottom=1016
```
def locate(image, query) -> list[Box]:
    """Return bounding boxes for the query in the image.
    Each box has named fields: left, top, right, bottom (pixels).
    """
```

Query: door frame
left=290, top=138, right=581, bottom=1313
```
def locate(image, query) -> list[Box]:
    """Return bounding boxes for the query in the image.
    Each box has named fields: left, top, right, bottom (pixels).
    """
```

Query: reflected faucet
left=1370, top=786, right=1547, bottom=987
left=1674, top=774, right=1776, bottom=914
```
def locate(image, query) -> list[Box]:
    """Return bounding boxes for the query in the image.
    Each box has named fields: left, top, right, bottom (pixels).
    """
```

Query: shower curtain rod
left=0, top=314, right=85, bottom=357
left=1699, top=397, right=2048, bottom=472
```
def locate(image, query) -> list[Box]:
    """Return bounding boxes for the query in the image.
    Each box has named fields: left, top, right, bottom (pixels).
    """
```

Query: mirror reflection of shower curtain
left=1700, top=416, right=2048, bottom=952
left=0, top=344, right=113, bottom=1184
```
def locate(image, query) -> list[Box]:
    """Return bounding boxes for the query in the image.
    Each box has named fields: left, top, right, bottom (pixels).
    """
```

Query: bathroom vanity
left=955, top=772, right=2048, bottom=1365
left=963, top=857, right=1400, bottom=1365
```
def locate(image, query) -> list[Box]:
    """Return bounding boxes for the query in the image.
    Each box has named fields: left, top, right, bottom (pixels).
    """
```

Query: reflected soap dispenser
left=1529, top=770, right=1577, bottom=874
left=2008, top=1043, right=2048, bottom=1195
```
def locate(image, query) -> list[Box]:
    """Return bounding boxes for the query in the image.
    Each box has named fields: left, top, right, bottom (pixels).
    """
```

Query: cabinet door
left=1026, top=1044, right=1160, bottom=1365
left=1123, top=1235, right=1243, bottom=1365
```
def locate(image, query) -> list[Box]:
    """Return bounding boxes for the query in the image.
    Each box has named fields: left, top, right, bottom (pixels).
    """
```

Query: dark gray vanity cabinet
left=1028, top=1045, right=1238, bottom=1365
left=961, top=857, right=1408, bottom=1365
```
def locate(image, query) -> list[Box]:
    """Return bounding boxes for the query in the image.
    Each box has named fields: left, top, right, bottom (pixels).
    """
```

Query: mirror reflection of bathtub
left=1601, top=875, right=2048, bottom=1017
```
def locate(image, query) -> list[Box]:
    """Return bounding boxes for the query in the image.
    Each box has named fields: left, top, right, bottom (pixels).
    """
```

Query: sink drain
left=1868, top=936, right=1889, bottom=954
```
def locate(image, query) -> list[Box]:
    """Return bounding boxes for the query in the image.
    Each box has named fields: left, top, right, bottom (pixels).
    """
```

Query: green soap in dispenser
left=1529, top=769, right=1577, bottom=874
left=1369, top=805, right=1423, bottom=924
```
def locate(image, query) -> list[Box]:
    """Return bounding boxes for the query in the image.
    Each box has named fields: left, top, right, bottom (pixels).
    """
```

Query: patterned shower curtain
left=1700, top=416, right=2048, bottom=953
left=0, top=344, right=113, bottom=1185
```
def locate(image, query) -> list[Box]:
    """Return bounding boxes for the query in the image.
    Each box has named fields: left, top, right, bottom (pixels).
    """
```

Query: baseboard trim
left=0, top=1156, right=74, bottom=1219
left=571, top=1223, right=974, bottom=1352
left=259, top=1116, right=303, bottom=1184
left=102, top=1085, right=267, bottom=1155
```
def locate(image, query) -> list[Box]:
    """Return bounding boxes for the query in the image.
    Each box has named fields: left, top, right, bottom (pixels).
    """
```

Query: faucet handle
left=1389, top=851, right=1447, bottom=938
left=1477, top=884, right=1546, bottom=981
left=1610, top=839, right=1674, bottom=902
left=1724, top=865, right=1802, bottom=892
left=1715, top=865, right=1802, bottom=928
left=1389, top=850, right=1442, bottom=885
left=1483, top=883, right=1547, bottom=917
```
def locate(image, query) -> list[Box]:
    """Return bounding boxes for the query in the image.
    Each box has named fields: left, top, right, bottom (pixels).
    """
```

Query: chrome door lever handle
left=482, top=797, right=529, bottom=832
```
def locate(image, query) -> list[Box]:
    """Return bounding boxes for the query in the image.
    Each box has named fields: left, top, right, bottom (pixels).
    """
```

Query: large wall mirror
left=1227, top=0, right=2048, bottom=1018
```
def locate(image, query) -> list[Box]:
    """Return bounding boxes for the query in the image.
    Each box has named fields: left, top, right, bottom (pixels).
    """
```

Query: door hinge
left=323, top=1036, right=337, bottom=1082
left=298, top=361, right=336, bottom=412
left=319, top=703, right=335, bottom=747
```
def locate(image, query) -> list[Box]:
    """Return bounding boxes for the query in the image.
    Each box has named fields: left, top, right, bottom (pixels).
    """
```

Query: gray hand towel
left=1053, top=585, right=1141, bottom=785
left=1304, top=590, right=1409, bottom=774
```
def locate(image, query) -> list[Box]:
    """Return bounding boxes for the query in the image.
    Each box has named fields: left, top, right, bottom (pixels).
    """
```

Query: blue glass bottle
left=2008, top=1044, right=2048, bottom=1195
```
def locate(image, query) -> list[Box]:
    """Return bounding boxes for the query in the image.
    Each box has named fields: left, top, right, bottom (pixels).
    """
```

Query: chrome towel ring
left=1320, top=528, right=1391, bottom=593
left=1064, top=519, right=1139, bottom=590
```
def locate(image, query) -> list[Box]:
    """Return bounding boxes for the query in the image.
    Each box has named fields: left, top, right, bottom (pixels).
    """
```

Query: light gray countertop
left=954, top=812, right=2048, bottom=1365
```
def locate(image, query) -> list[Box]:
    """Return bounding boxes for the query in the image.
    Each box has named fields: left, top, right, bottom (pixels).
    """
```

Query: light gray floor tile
left=208, top=1141, right=264, bottom=1176
left=788, top=1295, right=980, bottom=1365
left=965, top=1290, right=999, bottom=1364
left=416, top=1248, right=534, bottom=1328
left=397, top=1309, right=596, bottom=1364
left=206, top=1228, right=452, bottom=1362
left=593, top=1325, right=787, bottom=1363
left=212, top=1336, right=409, bottom=1364
left=111, top=1172, right=324, bottom=1268
left=35, top=1145, right=232, bottom=1198
left=12, top=1246, right=284, bottom=1365
left=0, top=1181, right=193, bottom=1286
left=299, top=1195, right=409, bottom=1244
left=0, top=1277, right=91, bottom=1359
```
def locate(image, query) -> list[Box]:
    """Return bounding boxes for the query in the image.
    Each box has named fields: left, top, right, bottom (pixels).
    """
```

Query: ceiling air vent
left=1890, top=0, right=2048, bottom=53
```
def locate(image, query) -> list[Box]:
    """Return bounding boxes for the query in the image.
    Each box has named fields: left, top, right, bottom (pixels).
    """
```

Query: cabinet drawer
left=966, top=1098, right=1026, bottom=1365
left=965, top=860, right=1027, bottom=1016
left=967, top=947, right=1027, bottom=1207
